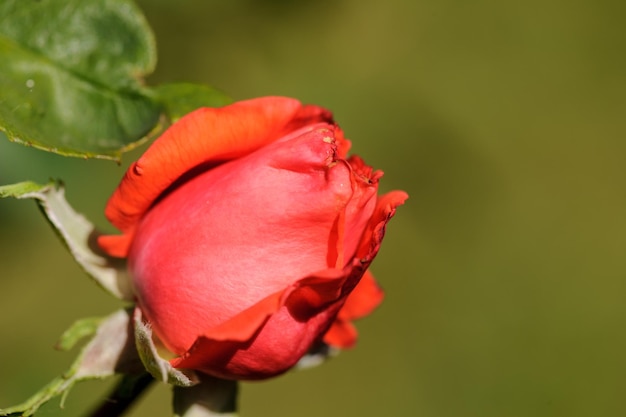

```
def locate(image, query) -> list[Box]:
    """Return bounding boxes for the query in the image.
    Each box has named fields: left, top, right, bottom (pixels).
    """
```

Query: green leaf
left=0, top=0, right=161, bottom=160
left=0, top=180, right=134, bottom=300
left=0, top=180, right=45, bottom=197
left=0, top=309, right=142, bottom=417
left=152, top=83, right=233, bottom=123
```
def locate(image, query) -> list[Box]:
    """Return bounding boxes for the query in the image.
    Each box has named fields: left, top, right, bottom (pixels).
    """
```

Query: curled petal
left=356, top=190, right=409, bottom=262
left=170, top=266, right=365, bottom=380
left=322, top=191, right=408, bottom=349
left=169, top=289, right=287, bottom=375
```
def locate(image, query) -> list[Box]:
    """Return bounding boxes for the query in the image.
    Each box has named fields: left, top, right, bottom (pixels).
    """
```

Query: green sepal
left=55, top=317, right=103, bottom=352
left=133, top=308, right=198, bottom=387
left=152, top=83, right=233, bottom=123
left=0, top=309, right=142, bottom=417
left=0, top=180, right=133, bottom=300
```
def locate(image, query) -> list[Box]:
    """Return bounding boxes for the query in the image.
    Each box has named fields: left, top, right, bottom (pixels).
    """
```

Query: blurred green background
left=1, top=0, right=626, bottom=416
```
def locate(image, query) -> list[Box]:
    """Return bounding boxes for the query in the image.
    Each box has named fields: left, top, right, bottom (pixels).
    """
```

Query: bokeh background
left=1, top=0, right=625, bottom=416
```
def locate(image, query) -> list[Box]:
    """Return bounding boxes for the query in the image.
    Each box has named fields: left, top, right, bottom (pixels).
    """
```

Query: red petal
left=99, top=97, right=333, bottom=258
left=333, top=126, right=352, bottom=158
left=321, top=191, right=407, bottom=350
left=97, top=234, right=132, bottom=258
left=170, top=288, right=285, bottom=371
left=285, top=269, right=351, bottom=319
left=339, top=158, right=380, bottom=266
left=337, top=270, right=384, bottom=321
left=322, top=270, right=383, bottom=348
left=356, top=190, right=409, bottom=262
left=323, top=319, right=358, bottom=348
left=169, top=268, right=354, bottom=379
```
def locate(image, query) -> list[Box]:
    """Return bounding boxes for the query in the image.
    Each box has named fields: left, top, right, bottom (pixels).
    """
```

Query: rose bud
left=98, top=97, right=407, bottom=380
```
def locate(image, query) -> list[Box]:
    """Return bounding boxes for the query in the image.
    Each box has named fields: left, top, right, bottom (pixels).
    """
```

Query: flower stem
left=85, top=373, right=154, bottom=417
left=173, top=377, right=239, bottom=416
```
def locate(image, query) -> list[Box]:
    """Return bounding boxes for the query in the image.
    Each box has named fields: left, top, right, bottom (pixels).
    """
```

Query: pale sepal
left=133, top=307, right=198, bottom=387
left=294, top=341, right=339, bottom=370
left=173, top=375, right=238, bottom=417
left=0, top=180, right=134, bottom=300
left=0, top=309, right=142, bottom=417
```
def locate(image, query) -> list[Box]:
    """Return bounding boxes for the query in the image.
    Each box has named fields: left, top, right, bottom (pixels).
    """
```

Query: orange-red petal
left=99, top=97, right=334, bottom=258
left=337, top=270, right=384, bottom=321
left=169, top=289, right=286, bottom=371
left=169, top=268, right=354, bottom=379
left=323, top=319, right=358, bottom=348
left=356, top=190, right=409, bottom=262
left=322, top=270, right=384, bottom=348
left=322, top=191, right=407, bottom=349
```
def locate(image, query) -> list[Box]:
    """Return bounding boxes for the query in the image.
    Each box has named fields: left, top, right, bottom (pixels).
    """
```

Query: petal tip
left=97, top=234, right=132, bottom=258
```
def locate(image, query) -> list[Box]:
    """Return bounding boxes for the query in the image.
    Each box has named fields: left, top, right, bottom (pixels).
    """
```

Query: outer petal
left=322, top=319, right=358, bottom=349
left=338, top=157, right=382, bottom=266
left=323, top=191, right=408, bottom=349
left=323, top=270, right=384, bottom=348
left=337, top=270, right=384, bottom=321
left=171, top=264, right=368, bottom=380
left=99, top=97, right=334, bottom=258
left=356, top=190, right=409, bottom=262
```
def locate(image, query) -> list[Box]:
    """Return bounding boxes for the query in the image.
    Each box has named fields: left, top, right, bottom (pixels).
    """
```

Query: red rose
left=98, top=97, right=407, bottom=380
